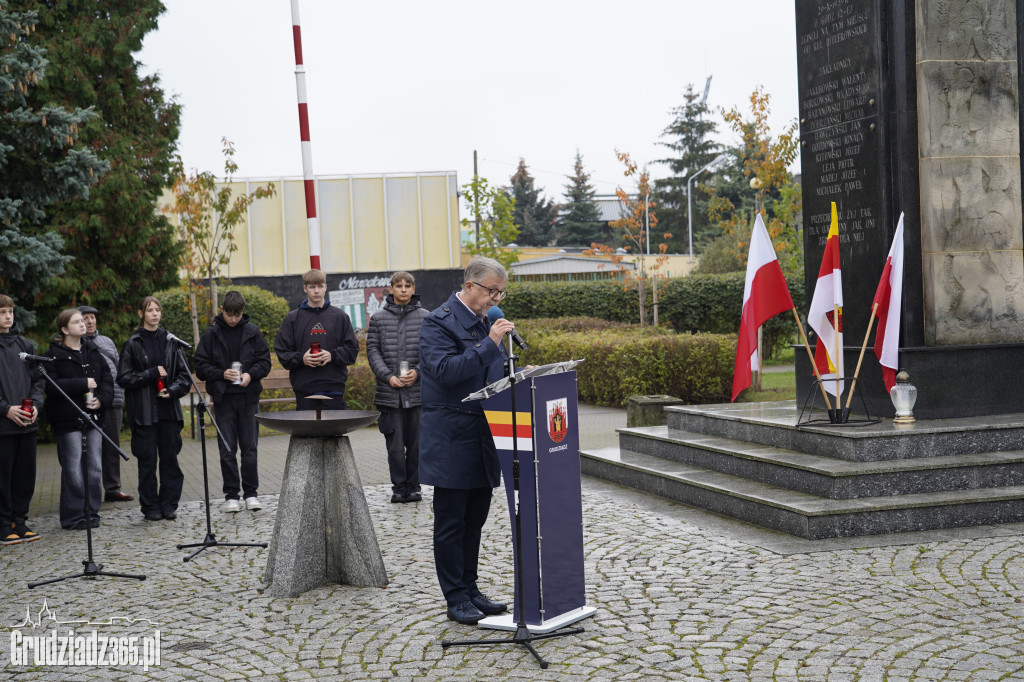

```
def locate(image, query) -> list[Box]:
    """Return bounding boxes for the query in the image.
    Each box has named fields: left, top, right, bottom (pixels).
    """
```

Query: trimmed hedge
left=505, top=275, right=805, bottom=361
left=152, top=284, right=291, bottom=354
left=515, top=319, right=735, bottom=406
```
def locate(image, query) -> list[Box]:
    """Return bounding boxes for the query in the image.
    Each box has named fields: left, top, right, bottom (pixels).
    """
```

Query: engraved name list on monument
left=797, top=0, right=880, bottom=251
left=796, top=0, right=889, bottom=340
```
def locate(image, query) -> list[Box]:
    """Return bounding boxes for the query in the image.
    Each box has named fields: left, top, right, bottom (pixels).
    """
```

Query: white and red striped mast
left=290, top=0, right=321, bottom=270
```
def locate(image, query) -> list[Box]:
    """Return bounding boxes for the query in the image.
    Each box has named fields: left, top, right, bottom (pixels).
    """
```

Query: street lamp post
left=686, top=154, right=729, bottom=268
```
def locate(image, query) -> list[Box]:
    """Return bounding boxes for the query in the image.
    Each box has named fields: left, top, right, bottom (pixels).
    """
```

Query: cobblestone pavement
left=2, top=405, right=1024, bottom=680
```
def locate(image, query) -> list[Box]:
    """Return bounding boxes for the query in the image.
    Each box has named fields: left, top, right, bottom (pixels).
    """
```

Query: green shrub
left=344, top=363, right=376, bottom=411
left=505, top=275, right=804, bottom=361
left=517, top=323, right=735, bottom=406
left=152, top=284, right=290, bottom=355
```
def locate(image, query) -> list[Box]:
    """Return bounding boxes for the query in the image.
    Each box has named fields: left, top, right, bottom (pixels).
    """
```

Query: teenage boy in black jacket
left=274, top=269, right=359, bottom=410
left=194, top=291, right=272, bottom=513
left=0, top=294, right=45, bottom=544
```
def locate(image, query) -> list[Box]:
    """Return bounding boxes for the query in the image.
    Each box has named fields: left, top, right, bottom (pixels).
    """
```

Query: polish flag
left=872, top=213, right=905, bottom=392
left=808, top=202, right=844, bottom=397
left=732, top=214, right=795, bottom=402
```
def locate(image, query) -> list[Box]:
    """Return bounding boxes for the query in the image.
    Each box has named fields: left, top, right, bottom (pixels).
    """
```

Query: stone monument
left=794, top=0, right=1024, bottom=419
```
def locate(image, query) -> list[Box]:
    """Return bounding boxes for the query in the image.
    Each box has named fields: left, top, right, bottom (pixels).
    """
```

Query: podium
left=466, top=361, right=596, bottom=633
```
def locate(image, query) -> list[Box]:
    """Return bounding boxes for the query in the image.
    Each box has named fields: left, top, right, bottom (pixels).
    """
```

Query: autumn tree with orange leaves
left=700, top=87, right=802, bottom=278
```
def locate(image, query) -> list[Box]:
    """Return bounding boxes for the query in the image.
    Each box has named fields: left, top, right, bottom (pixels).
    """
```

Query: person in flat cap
left=78, top=305, right=133, bottom=502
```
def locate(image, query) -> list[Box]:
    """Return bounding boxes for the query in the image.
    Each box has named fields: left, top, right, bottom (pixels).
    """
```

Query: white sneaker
left=224, top=499, right=241, bottom=513
left=244, top=496, right=262, bottom=511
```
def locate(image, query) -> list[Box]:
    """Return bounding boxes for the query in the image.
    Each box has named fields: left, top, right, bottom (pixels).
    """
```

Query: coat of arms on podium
left=547, top=398, right=568, bottom=443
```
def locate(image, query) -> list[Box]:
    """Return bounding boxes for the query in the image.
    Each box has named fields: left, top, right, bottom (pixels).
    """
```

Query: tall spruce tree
left=0, top=0, right=106, bottom=326
left=18, top=0, right=182, bottom=341
left=507, top=158, right=558, bottom=247
left=556, top=151, right=605, bottom=246
left=654, top=83, right=720, bottom=254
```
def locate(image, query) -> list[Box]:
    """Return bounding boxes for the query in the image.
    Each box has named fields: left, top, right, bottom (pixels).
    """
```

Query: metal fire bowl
left=255, top=410, right=380, bottom=437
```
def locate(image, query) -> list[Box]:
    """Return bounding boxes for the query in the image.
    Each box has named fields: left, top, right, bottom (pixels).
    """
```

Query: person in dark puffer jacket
left=366, top=272, right=429, bottom=503
left=45, top=309, right=114, bottom=530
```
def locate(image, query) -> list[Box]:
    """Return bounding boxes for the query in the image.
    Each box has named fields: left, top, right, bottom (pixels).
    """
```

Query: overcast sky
left=139, top=0, right=799, bottom=202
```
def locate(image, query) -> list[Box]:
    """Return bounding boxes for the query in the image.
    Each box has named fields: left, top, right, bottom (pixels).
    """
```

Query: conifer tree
left=556, top=151, right=605, bottom=246
left=508, top=158, right=558, bottom=247
left=0, top=0, right=106, bottom=326
left=17, top=0, right=181, bottom=340
left=654, top=82, right=720, bottom=253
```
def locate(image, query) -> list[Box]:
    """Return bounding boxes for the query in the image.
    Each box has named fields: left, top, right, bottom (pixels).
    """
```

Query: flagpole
left=791, top=309, right=833, bottom=410
left=845, top=302, right=878, bottom=410
left=833, top=304, right=841, bottom=399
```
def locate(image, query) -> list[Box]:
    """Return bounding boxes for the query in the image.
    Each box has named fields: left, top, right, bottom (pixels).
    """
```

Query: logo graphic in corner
left=8, top=600, right=162, bottom=671
left=310, top=322, right=327, bottom=335
left=547, top=398, right=568, bottom=444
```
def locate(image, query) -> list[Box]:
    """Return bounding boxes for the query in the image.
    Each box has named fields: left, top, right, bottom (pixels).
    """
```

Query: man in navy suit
left=419, top=256, right=516, bottom=625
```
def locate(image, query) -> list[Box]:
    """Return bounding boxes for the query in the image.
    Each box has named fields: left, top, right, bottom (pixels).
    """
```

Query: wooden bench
left=189, top=368, right=295, bottom=438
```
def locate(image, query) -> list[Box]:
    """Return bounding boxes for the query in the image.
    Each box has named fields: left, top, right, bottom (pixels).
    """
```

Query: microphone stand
left=172, top=345, right=267, bottom=561
left=27, top=359, right=145, bottom=588
left=442, top=334, right=584, bottom=669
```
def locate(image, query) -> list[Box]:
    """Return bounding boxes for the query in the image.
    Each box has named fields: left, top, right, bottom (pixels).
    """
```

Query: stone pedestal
left=258, top=410, right=388, bottom=597
left=626, top=395, right=684, bottom=428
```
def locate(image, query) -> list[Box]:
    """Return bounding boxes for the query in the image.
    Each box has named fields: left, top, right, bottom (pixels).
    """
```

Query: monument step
left=618, top=426, right=1024, bottom=499
left=580, top=446, right=1024, bottom=540
left=665, top=402, right=1024, bottom=462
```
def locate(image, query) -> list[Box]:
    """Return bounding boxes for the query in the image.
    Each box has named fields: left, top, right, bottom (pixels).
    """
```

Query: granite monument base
left=794, top=342, right=1024, bottom=420
left=262, top=434, right=388, bottom=597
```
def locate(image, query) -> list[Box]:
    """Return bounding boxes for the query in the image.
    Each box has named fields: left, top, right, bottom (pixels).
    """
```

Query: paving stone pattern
left=1, top=404, right=1023, bottom=680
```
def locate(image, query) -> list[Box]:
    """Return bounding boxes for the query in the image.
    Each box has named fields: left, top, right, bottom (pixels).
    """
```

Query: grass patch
left=736, top=370, right=796, bottom=402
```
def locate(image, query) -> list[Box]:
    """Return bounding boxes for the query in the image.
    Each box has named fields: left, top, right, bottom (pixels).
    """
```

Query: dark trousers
left=0, top=432, right=37, bottom=526
left=55, top=428, right=103, bottom=528
left=296, top=392, right=346, bottom=411
left=100, top=406, right=124, bottom=494
left=214, top=393, right=259, bottom=500
left=378, top=405, right=421, bottom=494
left=432, top=486, right=493, bottom=605
left=131, top=420, right=184, bottom=516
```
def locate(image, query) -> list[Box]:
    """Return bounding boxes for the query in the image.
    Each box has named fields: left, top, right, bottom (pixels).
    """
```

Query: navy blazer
left=418, top=291, right=506, bottom=489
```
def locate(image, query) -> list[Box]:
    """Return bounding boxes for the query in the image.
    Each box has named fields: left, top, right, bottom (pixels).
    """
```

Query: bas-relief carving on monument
left=918, top=61, right=1019, bottom=155
left=918, top=0, right=1015, bottom=61
left=920, top=157, right=1022, bottom=253
left=916, top=0, right=1024, bottom=346
left=923, top=251, right=1024, bottom=345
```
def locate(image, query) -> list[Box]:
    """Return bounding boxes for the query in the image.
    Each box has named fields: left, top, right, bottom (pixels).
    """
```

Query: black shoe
left=144, top=512, right=162, bottom=522
left=469, top=592, right=507, bottom=616
left=446, top=600, right=486, bottom=625
left=406, top=491, right=422, bottom=502
left=69, top=519, right=88, bottom=531
left=90, top=517, right=100, bottom=528
left=162, top=510, right=177, bottom=520
left=391, top=492, right=407, bottom=504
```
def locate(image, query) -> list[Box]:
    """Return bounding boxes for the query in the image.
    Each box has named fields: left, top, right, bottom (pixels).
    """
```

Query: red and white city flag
left=872, top=213, right=905, bottom=392
left=808, top=202, right=845, bottom=397
left=731, top=214, right=795, bottom=402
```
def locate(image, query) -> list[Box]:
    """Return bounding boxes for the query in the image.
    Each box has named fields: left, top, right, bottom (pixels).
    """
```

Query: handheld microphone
left=487, top=306, right=528, bottom=350
left=18, top=352, right=54, bottom=363
left=166, top=332, right=193, bottom=350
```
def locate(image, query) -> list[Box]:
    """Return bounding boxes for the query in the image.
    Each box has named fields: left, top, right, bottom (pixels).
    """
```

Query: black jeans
left=432, top=486, right=493, bottom=605
left=214, top=393, right=259, bottom=500
left=0, top=432, right=37, bottom=526
left=377, top=405, right=421, bottom=494
left=131, top=420, right=184, bottom=516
